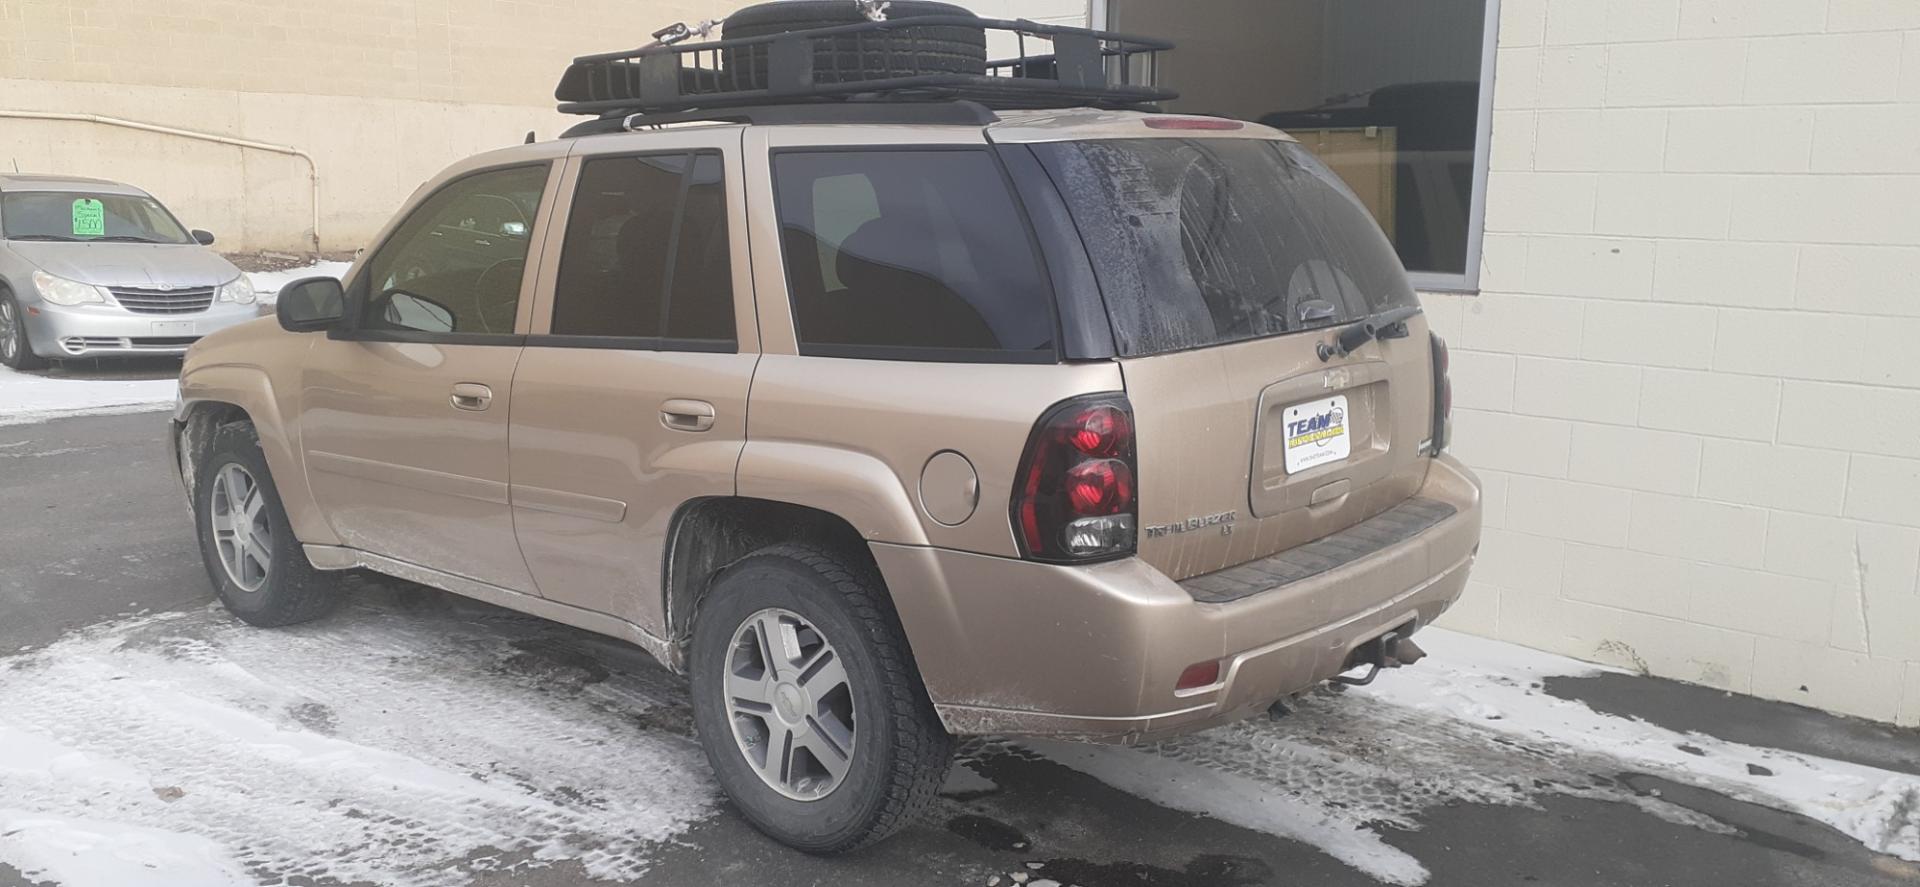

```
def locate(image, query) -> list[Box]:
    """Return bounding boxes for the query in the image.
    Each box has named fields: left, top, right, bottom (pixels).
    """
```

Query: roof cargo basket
left=555, top=14, right=1175, bottom=121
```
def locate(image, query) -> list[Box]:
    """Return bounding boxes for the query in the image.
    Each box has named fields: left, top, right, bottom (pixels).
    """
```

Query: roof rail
left=559, top=99, right=1002, bottom=138
left=555, top=16, right=1174, bottom=121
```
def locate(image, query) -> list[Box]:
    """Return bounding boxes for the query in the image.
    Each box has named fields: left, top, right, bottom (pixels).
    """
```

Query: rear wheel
left=689, top=544, right=951, bottom=853
left=0, top=291, right=48, bottom=371
left=193, top=421, right=340, bottom=627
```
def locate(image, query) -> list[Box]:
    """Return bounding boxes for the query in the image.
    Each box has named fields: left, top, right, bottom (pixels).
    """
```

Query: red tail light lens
left=1013, top=395, right=1138, bottom=562
left=1176, top=659, right=1222, bottom=692
left=1066, top=459, right=1134, bottom=514
left=1431, top=333, right=1452, bottom=455
left=1067, top=404, right=1131, bottom=457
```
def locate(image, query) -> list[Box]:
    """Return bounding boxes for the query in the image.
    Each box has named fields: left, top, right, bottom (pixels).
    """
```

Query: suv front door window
left=359, top=165, right=547, bottom=337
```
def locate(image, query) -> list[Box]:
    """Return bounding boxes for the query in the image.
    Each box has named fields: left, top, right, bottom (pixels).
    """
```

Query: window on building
left=1108, top=0, right=1497, bottom=290
left=550, top=151, right=735, bottom=344
left=773, top=149, right=1056, bottom=361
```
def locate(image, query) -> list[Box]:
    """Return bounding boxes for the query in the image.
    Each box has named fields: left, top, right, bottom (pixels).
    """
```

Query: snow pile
left=0, top=814, right=254, bottom=887
left=247, top=260, right=351, bottom=305
left=1027, top=629, right=1920, bottom=884
left=0, top=601, right=716, bottom=887
left=1362, top=630, right=1920, bottom=862
left=0, top=365, right=177, bottom=425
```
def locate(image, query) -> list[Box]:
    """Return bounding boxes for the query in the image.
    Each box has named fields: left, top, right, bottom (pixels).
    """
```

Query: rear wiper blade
left=1319, top=305, right=1424, bottom=362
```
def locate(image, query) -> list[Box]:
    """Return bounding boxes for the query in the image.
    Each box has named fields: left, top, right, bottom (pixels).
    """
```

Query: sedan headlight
left=216, top=275, right=256, bottom=305
left=31, top=270, right=109, bottom=306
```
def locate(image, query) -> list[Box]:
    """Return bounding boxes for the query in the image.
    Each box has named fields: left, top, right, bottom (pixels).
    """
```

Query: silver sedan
left=0, top=174, right=262, bottom=370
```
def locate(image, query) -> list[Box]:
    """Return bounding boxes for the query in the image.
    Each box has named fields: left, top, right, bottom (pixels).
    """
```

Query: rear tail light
left=1430, top=333, right=1452, bottom=455
left=1013, top=394, right=1137, bottom=562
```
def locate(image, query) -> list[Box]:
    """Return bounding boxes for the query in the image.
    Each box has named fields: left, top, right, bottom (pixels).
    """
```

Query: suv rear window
left=1032, top=138, right=1417, bottom=358
left=772, top=149, right=1056, bottom=362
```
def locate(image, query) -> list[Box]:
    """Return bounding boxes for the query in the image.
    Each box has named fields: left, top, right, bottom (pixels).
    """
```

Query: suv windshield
left=1032, top=138, right=1417, bottom=357
left=0, top=191, right=192, bottom=244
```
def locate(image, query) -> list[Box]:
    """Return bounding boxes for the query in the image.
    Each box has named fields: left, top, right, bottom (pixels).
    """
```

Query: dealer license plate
left=1283, top=394, right=1351, bottom=474
left=150, top=321, right=195, bottom=336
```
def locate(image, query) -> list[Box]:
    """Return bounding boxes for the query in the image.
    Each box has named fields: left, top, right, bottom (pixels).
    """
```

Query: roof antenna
left=855, top=0, right=890, bottom=21
left=524, top=130, right=536, bottom=144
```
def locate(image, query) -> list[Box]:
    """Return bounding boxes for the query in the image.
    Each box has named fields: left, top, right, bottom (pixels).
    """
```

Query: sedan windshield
left=0, top=191, right=192, bottom=244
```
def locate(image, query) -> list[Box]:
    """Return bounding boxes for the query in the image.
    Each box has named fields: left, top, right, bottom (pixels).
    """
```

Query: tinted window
left=1034, top=138, right=1416, bottom=358
left=550, top=152, right=734, bottom=343
left=363, top=165, right=548, bottom=335
left=0, top=191, right=191, bottom=244
left=1111, top=0, right=1490, bottom=278
left=773, top=150, right=1055, bottom=360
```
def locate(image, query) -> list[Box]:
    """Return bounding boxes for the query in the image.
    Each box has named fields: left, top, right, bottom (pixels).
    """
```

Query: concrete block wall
left=1431, top=0, right=1920, bottom=726
left=0, top=0, right=1087, bottom=251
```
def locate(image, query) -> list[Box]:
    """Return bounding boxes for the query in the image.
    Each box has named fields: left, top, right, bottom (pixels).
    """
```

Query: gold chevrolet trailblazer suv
left=169, top=1, right=1481, bottom=853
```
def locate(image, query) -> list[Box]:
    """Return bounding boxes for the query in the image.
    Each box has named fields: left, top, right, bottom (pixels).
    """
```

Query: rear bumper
left=876, top=454, right=1482, bottom=743
left=22, top=300, right=265, bottom=358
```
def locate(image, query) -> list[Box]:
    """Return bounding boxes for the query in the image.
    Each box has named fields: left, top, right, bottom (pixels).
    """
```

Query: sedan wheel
left=0, top=295, right=42, bottom=370
left=725, top=607, right=858, bottom=801
left=0, top=298, right=17, bottom=363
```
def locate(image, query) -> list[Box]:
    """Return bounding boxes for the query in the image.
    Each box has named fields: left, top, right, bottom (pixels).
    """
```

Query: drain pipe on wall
left=0, top=110, right=321, bottom=255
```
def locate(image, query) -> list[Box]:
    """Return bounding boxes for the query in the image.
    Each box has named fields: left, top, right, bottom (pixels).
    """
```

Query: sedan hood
left=8, top=241, right=240, bottom=289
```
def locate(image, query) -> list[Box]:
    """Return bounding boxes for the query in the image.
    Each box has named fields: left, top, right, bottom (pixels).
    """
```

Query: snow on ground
left=248, top=259, right=352, bottom=305
left=1017, top=629, right=1920, bottom=885
left=0, top=261, right=349, bottom=425
left=0, top=364, right=180, bottom=425
left=3, top=605, right=1916, bottom=886
left=0, top=596, right=715, bottom=887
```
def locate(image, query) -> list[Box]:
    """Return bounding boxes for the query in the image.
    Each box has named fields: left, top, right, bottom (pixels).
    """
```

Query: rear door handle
left=450, top=382, right=493, bottom=411
left=661, top=398, right=715, bottom=432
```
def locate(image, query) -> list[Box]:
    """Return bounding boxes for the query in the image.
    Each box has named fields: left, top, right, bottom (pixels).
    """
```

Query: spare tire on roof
left=721, top=0, right=988, bottom=91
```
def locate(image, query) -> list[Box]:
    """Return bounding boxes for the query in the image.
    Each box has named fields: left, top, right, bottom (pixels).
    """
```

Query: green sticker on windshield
left=71, top=198, right=104, bottom=237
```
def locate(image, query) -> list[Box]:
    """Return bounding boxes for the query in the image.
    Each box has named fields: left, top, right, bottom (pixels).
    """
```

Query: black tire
left=721, top=0, right=987, bottom=91
left=0, top=290, right=48, bottom=371
left=688, top=544, right=952, bottom=853
left=193, top=421, right=340, bottom=627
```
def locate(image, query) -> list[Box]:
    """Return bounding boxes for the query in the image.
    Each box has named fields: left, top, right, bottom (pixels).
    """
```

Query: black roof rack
left=555, top=16, right=1175, bottom=123
left=560, top=99, right=1003, bottom=138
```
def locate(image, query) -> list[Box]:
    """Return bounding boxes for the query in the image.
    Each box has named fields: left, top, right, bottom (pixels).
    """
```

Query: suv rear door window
left=773, top=149, right=1056, bottom=362
left=1032, top=138, right=1418, bottom=357
left=550, top=151, right=734, bottom=345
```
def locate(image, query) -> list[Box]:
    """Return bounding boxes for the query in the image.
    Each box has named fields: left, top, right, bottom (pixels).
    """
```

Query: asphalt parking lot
left=3, top=410, right=1918, bottom=887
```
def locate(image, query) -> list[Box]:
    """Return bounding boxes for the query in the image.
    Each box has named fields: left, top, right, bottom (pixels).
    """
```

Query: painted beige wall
left=1427, top=0, right=1920, bottom=728
left=0, top=0, right=1085, bottom=251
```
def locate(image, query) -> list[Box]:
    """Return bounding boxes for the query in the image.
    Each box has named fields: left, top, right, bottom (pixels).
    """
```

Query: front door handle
left=661, top=398, right=716, bottom=432
left=450, top=382, right=493, bottom=411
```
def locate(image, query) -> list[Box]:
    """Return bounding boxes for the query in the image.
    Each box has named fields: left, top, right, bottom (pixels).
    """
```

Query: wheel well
left=663, top=497, right=880, bottom=659
left=176, top=401, right=252, bottom=492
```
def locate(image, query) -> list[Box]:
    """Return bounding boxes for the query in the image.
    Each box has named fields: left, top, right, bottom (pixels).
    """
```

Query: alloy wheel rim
left=0, top=300, right=16, bottom=362
left=210, top=464, right=271, bottom=592
left=723, top=607, right=857, bottom=801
